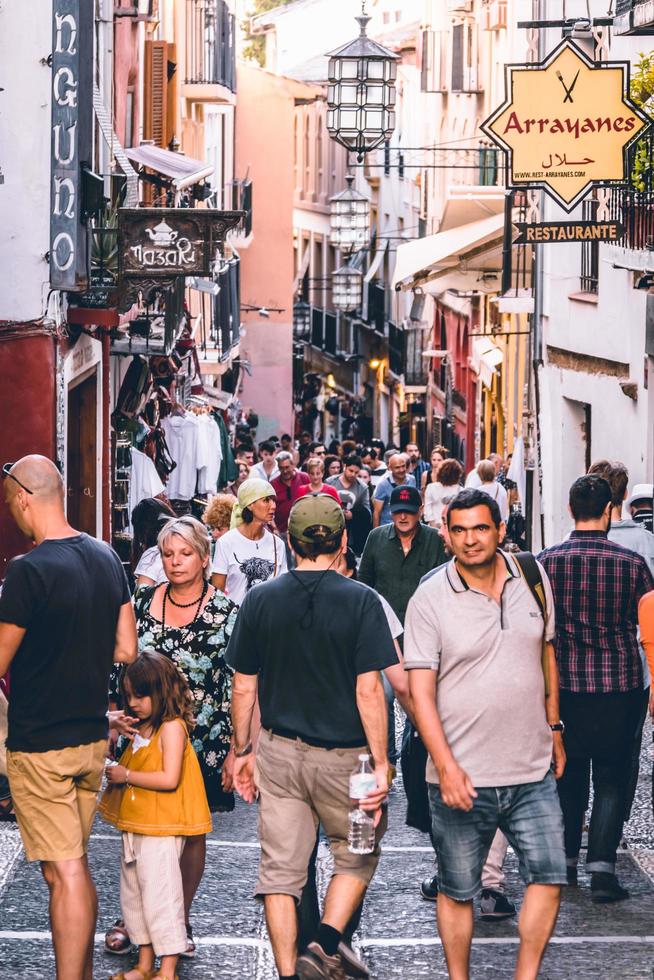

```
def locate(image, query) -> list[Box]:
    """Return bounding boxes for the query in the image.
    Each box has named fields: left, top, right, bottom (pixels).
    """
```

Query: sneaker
left=297, top=941, right=347, bottom=980
left=420, top=875, right=439, bottom=902
left=179, top=922, right=196, bottom=959
left=566, top=866, right=578, bottom=887
left=337, top=940, right=369, bottom=978
left=591, top=872, right=630, bottom=904
left=479, top=888, right=517, bottom=920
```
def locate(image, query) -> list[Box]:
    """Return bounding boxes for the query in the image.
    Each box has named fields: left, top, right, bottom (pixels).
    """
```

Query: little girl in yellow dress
left=100, top=651, right=212, bottom=980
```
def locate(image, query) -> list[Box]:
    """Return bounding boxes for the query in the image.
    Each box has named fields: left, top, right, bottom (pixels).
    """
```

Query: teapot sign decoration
left=131, top=218, right=194, bottom=269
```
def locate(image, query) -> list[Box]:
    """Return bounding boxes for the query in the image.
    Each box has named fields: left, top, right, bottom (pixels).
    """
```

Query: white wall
left=537, top=22, right=652, bottom=545
left=0, top=0, right=52, bottom=322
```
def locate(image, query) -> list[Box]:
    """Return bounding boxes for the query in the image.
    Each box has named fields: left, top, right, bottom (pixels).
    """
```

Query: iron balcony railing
left=404, top=325, right=429, bottom=387
left=388, top=322, right=405, bottom=377
left=185, top=0, right=236, bottom=92
left=608, top=129, right=654, bottom=251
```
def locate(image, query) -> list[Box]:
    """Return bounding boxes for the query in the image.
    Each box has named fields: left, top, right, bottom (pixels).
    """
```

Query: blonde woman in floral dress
left=105, top=515, right=238, bottom=961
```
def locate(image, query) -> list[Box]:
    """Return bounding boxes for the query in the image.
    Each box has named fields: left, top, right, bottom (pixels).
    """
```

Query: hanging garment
left=215, top=413, right=237, bottom=488
left=128, top=449, right=166, bottom=531
left=196, top=415, right=223, bottom=495
left=161, top=414, right=200, bottom=501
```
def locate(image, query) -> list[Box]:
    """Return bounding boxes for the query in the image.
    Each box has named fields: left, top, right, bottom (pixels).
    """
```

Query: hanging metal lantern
left=332, top=265, right=363, bottom=313
left=326, top=4, right=399, bottom=161
left=329, top=175, right=370, bottom=252
left=293, top=299, right=312, bottom=340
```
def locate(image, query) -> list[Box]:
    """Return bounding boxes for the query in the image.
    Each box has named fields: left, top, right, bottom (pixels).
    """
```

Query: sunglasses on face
left=2, top=463, right=34, bottom=495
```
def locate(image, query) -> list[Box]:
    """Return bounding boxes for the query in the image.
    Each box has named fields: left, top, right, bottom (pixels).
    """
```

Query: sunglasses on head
left=2, top=463, right=34, bottom=495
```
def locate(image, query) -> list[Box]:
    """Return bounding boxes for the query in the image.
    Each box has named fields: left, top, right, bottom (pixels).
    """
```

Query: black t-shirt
left=0, top=534, right=130, bottom=753
left=225, top=570, right=398, bottom=747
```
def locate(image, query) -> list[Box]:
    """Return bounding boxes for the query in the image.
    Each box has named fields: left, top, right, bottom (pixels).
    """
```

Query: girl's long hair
left=122, top=651, right=196, bottom=731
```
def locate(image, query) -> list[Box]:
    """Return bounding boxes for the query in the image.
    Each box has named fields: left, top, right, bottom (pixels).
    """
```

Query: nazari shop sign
left=117, top=208, right=242, bottom=311
left=481, top=39, right=650, bottom=211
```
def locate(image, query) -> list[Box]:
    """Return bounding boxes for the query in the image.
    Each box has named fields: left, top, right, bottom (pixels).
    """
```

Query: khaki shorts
left=254, top=730, right=387, bottom=901
left=7, top=739, right=107, bottom=862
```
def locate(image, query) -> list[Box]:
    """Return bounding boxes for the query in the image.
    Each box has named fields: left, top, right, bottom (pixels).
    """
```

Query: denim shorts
left=428, top=771, right=567, bottom=901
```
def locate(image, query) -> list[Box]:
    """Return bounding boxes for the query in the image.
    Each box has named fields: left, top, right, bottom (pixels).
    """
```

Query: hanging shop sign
left=513, top=220, right=625, bottom=244
left=50, top=0, right=93, bottom=290
left=117, top=208, right=243, bottom=312
left=481, top=39, right=650, bottom=212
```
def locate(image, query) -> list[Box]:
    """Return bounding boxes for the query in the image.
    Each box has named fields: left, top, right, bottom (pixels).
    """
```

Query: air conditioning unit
left=463, top=66, right=480, bottom=92
left=447, top=0, right=473, bottom=11
left=484, top=0, right=507, bottom=30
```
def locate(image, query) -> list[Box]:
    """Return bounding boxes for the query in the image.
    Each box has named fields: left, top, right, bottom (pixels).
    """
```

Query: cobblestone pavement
left=1, top=739, right=653, bottom=979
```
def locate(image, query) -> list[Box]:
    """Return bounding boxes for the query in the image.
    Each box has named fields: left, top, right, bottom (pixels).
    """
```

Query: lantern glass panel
left=367, top=61, right=385, bottom=80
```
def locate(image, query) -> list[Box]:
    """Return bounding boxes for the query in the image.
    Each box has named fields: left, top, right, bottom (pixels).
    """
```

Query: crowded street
left=1, top=744, right=654, bottom=978
left=3, top=1, right=654, bottom=978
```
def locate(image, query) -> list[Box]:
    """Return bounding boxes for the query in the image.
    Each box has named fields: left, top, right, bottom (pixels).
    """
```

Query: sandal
left=179, top=922, right=195, bottom=959
left=105, top=919, right=132, bottom=956
left=109, top=969, right=156, bottom=980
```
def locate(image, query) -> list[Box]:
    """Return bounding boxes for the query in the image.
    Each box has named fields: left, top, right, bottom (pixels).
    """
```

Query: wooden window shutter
left=144, top=40, right=168, bottom=147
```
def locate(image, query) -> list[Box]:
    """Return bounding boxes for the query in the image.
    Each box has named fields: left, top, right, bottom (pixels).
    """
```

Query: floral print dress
left=133, top=585, right=239, bottom=811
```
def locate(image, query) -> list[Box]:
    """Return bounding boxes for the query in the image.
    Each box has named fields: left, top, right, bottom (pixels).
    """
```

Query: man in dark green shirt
left=359, top=485, right=447, bottom=624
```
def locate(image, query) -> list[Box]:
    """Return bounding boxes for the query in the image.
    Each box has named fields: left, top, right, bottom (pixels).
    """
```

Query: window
left=580, top=199, right=599, bottom=294
left=421, top=29, right=447, bottom=92
left=451, top=21, right=479, bottom=93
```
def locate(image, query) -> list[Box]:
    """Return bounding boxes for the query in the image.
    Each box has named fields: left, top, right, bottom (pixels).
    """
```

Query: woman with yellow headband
left=210, top=478, right=288, bottom=605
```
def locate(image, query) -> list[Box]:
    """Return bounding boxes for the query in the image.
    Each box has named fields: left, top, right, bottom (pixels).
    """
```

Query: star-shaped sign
left=481, top=39, right=650, bottom=211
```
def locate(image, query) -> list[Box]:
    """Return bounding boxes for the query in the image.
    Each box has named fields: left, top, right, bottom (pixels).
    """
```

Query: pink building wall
left=113, top=2, right=141, bottom=148
left=236, top=65, right=322, bottom=440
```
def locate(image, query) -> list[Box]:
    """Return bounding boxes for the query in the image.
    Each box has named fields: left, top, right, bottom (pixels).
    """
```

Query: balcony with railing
left=185, top=0, right=236, bottom=94
left=614, top=0, right=654, bottom=34
left=367, top=282, right=386, bottom=335
left=608, top=129, right=654, bottom=253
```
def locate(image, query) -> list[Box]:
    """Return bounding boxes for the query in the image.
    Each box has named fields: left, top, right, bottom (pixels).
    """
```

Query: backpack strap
left=513, top=551, right=550, bottom=697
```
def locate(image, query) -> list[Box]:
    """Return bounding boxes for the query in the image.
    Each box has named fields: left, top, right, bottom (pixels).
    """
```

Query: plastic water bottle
left=348, top=754, right=377, bottom=854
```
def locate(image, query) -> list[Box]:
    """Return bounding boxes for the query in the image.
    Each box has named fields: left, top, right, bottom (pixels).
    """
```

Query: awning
left=93, top=85, right=139, bottom=206
left=439, top=186, right=507, bottom=232
left=392, top=213, right=505, bottom=293
left=124, top=145, right=214, bottom=190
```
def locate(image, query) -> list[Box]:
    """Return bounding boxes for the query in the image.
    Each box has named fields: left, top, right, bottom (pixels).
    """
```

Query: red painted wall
left=0, top=325, right=57, bottom=575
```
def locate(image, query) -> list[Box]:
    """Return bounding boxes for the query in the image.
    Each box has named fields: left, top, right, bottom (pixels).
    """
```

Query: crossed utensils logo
left=556, top=69, right=580, bottom=103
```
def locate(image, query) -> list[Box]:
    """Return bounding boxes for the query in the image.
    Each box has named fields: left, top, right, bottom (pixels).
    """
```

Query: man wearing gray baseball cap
left=226, top=493, right=398, bottom=980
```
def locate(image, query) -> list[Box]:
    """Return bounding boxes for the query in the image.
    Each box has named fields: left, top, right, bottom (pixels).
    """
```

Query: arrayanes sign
left=481, top=39, right=649, bottom=211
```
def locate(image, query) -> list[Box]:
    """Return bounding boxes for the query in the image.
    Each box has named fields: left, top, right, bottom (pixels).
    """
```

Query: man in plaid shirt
left=539, top=475, right=654, bottom=903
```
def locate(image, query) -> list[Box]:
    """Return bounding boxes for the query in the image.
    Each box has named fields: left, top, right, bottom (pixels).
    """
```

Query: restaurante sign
left=481, top=39, right=650, bottom=211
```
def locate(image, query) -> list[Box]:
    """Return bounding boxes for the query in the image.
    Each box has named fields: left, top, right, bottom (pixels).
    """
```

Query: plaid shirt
left=539, top=530, right=654, bottom=693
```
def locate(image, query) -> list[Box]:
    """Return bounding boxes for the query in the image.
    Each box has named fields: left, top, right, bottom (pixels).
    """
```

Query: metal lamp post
left=326, top=2, right=399, bottom=161
left=332, top=265, right=363, bottom=312
left=329, top=175, right=370, bottom=251
left=293, top=299, right=312, bottom=341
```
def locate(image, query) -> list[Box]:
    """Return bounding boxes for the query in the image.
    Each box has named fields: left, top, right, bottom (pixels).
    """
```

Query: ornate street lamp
left=332, top=265, right=363, bottom=312
left=326, top=2, right=399, bottom=161
left=329, top=175, right=370, bottom=252
left=293, top=299, right=312, bottom=341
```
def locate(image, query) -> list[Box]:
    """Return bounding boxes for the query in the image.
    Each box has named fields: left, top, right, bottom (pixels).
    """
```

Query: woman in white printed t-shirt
left=210, top=478, right=287, bottom=605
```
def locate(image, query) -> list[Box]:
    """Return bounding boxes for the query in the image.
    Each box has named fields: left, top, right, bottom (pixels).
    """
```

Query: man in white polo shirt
left=405, top=488, right=567, bottom=980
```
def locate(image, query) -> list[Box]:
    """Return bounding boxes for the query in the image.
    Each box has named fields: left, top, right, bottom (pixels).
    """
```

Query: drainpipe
left=101, top=328, right=111, bottom=544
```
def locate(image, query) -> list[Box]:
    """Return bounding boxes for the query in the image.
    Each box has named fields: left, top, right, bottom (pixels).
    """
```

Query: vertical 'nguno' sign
left=50, top=0, right=93, bottom=290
